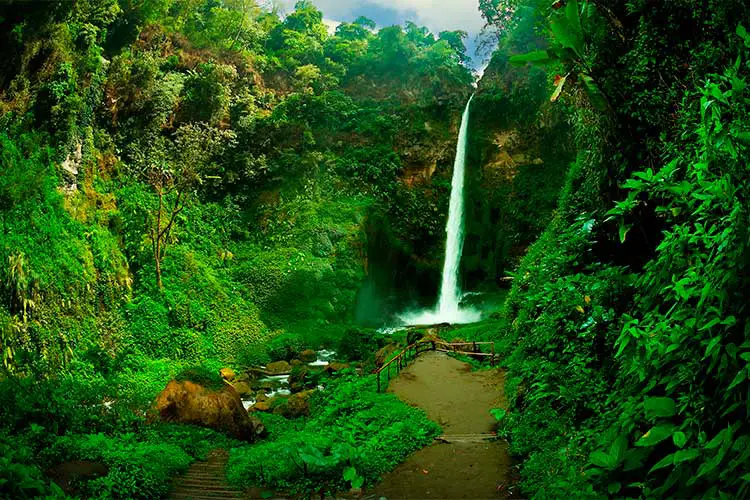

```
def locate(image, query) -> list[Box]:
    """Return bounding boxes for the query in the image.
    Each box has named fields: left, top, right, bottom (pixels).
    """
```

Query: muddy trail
left=371, top=351, right=512, bottom=499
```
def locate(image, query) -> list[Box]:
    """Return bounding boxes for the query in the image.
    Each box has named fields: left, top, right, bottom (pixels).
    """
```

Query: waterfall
left=401, top=96, right=481, bottom=325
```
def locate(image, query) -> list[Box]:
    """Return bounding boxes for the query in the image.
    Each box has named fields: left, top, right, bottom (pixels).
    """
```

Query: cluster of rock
left=221, top=350, right=351, bottom=419
left=150, top=348, right=350, bottom=441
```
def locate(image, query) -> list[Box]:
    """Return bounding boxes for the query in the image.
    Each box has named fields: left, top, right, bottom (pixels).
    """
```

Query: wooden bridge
left=375, top=339, right=496, bottom=392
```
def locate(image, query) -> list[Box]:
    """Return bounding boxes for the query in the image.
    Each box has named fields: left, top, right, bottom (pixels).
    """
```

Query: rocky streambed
left=222, top=349, right=350, bottom=418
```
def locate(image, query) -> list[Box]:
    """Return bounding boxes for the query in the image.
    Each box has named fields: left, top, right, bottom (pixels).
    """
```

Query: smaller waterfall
left=400, top=96, right=481, bottom=326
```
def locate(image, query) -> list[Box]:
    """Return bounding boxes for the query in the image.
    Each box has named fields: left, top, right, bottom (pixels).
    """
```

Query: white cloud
left=374, top=0, right=484, bottom=34
left=323, top=18, right=342, bottom=34
left=278, top=0, right=484, bottom=36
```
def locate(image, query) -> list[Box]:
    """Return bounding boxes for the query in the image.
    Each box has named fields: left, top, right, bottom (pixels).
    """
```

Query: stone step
left=174, top=481, right=229, bottom=489
left=171, top=489, right=242, bottom=499
left=171, top=495, right=242, bottom=500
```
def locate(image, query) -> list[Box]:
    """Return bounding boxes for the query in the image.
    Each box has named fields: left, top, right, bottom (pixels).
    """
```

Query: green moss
left=174, top=365, right=225, bottom=391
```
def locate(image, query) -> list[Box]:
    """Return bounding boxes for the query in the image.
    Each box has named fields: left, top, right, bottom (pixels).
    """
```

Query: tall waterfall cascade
left=401, top=96, right=481, bottom=325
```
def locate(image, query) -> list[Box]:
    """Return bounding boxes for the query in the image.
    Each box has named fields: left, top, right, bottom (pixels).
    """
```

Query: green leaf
left=490, top=408, right=507, bottom=421
left=565, top=0, right=583, bottom=40
left=550, top=16, right=584, bottom=57
left=352, top=476, right=364, bottom=489
left=728, top=369, right=747, bottom=391
left=609, top=436, right=628, bottom=464
left=645, top=397, right=677, bottom=418
left=705, top=428, right=729, bottom=450
left=738, top=24, right=750, bottom=46
left=619, top=223, right=631, bottom=243
left=343, top=466, right=357, bottom=481
left=607, top=482, right=622, bottom=495
left=673, top=448, right=700, bottom=464
left=510, top=50, right=556, bottom=66
left=736, top=132, right=750, bottom=144
left=580, top=74, right=608, bottom=110
left=636, top=424, right=677, bottom=447
left=649, top=454, right=674, bottom=474
left=673, top=432, right=687, bottom=449
left=705, top=336, right=722, bottom=358
left=590, top=451, right=615, bottom=469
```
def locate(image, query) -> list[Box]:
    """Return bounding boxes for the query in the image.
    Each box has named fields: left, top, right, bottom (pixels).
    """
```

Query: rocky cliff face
left=462, top=52, right=575, bottom=289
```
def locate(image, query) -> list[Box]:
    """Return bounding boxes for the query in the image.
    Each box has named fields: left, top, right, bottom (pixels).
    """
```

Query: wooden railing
left=375, top=340, right=496, bottom=392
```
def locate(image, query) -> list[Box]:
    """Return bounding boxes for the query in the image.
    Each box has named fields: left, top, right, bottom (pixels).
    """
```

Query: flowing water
left=401, top=96, right=481, bottom=325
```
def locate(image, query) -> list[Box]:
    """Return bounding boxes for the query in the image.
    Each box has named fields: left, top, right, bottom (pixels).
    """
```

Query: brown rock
left=252, top=395, right=289, bottom=414
left=255, top=392, right=269, bottom=403
left=251, top=400, right=273, bottom=412
left=233, top=382, right=252, bottom=397
left=282, top=390, right=313, bottom=418
left=253, top=380, right=276, bottom=391
left=300, top=349, right=317, bottom=363
left=219, top=368, right=236, bottom=381
left=266, top=360, right=291, bottom=374
left=325, top=362, right=350, bottom=374
left=151, top=380, right=265, bottom=441
left=289, top=365, right=318, bottom=393
left=290, top=359, right=303, bottom=367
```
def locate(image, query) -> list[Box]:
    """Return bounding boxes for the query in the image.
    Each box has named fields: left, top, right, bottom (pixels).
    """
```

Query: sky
left=275, top=0, right=489, bottom=70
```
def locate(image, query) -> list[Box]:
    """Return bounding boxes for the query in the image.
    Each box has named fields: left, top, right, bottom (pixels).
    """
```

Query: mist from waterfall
left=400, top=96, right=481, bottom=326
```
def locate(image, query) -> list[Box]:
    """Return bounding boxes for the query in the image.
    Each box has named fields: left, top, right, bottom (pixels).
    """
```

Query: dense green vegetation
left=2, top=0, right=750, bottom=498
left=0, top=0, right=468, bottom=496
left=475, top=0, right=750, bottom=497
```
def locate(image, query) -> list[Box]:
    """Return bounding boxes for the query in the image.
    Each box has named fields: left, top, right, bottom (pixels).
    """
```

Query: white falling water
left=401, top=96, right=481, bottom=325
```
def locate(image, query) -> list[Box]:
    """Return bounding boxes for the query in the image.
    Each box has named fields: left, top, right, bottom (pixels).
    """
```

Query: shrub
left=226, top=375, right=440, bottom=495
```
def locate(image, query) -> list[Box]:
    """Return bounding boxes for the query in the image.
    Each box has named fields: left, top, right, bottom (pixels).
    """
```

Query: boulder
left=289, top=365, right=318, bottom=393
left=233, top=382, right=253, bottom=397
left=283, top=390, right=314, bottom=418
left=266, top=360, right=291, bottom=374
left=253, top=380, right=276, bottom=391
left=299, top=349, right=318, bottom=363
left=324, top=362, right=350, bottom=374
left=151, top=380, right=265, bottom=441
left=251, top=395, right=288, bottom=413
left=290, top=359, right=303, bottom=367
left=251, top=400, right=273, bottom=412
left=219, top=368, right=236, bottom=381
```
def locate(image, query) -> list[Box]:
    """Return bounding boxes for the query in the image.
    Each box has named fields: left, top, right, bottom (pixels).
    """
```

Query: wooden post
left=431, top=341, right=435, bottom=351
left=491, top=343, right=496, bottom=367
left=377, top=372, right=381, bottom=392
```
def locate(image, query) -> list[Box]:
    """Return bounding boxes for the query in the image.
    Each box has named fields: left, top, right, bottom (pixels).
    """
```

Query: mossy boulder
left=233, top=382, right=253, bottom=397
left=299, top=349, right=318, bottom=363
left=266, top=360, right=291, bottom=374
left=151, top=380, right=265, bottom=441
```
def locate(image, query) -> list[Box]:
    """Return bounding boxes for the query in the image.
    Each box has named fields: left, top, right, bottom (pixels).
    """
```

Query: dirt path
left=371, top=351, right=511, bottom=499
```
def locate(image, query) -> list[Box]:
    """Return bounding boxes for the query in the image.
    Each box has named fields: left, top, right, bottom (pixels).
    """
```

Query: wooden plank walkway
left=170, top=449, right=242, bottom=500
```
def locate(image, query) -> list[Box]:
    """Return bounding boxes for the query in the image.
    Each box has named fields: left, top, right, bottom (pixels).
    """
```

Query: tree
left=146, top=165, right=185, bottom=290
left=439, top=30, right=469, bottom=64
left=145, top=124, right=236, bottom=288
